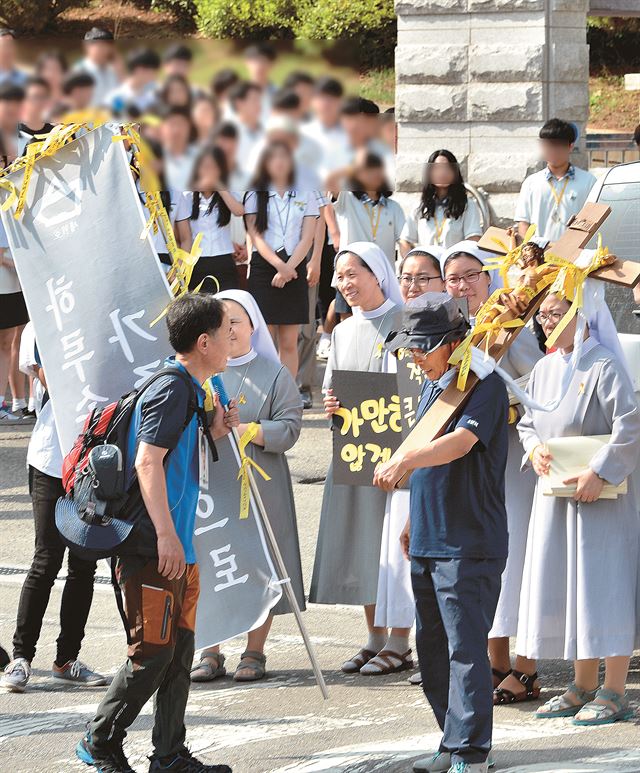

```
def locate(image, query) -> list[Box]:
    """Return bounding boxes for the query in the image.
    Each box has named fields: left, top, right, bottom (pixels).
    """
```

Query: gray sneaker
left=413, top=752, right=494, bottom=773
left=0, top=407, right=21, bottom=424
left=52, top=660, right=107, bottom=686
left=0, top=657, right=31, bottom=692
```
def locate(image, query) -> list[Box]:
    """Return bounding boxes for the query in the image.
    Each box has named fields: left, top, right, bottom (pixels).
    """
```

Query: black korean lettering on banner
left=331, top=370, right=405, bottom=487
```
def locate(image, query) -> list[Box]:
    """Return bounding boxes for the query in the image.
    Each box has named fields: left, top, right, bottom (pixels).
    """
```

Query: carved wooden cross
left=388, top=202, right=640, bottom=483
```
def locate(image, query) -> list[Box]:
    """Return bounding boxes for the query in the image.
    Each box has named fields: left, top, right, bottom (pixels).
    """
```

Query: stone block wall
left=394, top=0, right=590, bottom=226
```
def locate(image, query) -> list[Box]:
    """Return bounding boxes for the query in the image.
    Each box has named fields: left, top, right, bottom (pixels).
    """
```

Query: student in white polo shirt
left=515, top=118, right=596, bottom=244
left=328, top=149, right=405, bottom=265
left=244, top=141, right=319, bottom=377
left=399, top=149, right=482, bottom=257
left=175, top=145, right=245, bottom=292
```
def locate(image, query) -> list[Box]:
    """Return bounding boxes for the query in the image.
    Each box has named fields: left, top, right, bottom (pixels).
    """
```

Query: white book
left=541, top=434, right=627, bottom=499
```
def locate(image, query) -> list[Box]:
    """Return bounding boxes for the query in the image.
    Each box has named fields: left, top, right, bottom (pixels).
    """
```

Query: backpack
left=55, top=366, right=217, bottom=562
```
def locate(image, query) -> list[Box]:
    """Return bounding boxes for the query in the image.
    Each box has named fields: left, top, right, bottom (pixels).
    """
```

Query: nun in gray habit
left=191, top=289, right=304, bottom=684
left=309, top=241, right=411, bottom=674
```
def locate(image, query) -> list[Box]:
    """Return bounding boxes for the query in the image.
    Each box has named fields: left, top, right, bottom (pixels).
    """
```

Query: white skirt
left=374, top=489, right=415, bottom=629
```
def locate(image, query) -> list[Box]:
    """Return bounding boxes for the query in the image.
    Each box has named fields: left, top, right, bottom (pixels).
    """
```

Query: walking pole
left=211, top=377, right=329, bottom=700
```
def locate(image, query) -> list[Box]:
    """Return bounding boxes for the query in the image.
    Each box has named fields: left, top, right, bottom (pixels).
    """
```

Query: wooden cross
left=388, top=202, right=640, bottom=484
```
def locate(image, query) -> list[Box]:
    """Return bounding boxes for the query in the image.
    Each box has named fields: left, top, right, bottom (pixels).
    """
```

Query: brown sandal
left=341, top=648, right=376, bottom=674
left=492, top=667, right=512, bottom=689
left=360, top=649, right=414, bottom=675
left=494, top=669, right=541, bottom=705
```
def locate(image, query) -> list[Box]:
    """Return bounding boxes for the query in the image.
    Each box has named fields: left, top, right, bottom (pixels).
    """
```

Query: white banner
left=0, top=124, right=172, bottom=452
left=194, top=431, right=283, bottom=648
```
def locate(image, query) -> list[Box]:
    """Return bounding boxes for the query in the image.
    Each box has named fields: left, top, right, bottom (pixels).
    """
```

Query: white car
left=587, top=161, right=640, bottom=389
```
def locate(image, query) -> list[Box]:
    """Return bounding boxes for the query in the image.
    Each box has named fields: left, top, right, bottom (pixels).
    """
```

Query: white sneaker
left=0, top=407, right=21, bottom=423
left=316, top=336, right=331, bottom=361
left=413, top=752, right=494, bottom=772
left=1, top=657, right=31, bottom=692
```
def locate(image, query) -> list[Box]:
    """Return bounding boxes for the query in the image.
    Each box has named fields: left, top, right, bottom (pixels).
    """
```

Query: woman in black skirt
left=244, top=141, right=318, bottom=376
left=175, top=144, right=245, bottom=292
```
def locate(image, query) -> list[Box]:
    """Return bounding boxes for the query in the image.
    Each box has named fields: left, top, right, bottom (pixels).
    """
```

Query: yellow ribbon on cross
left=237, top=422, right=271, bottom=520
left=542, top=235, right=609, bottom=350
left=449, top=316, right=524, bottom=391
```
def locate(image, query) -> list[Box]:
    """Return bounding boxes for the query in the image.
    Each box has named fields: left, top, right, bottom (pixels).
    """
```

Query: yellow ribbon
left=237, top=422, right=271, bottom=520
left=0, top=121, right=92, bottom=218
left=542, top=235, right=609, bottom=350
left=449, top=316, right=524, bottom=391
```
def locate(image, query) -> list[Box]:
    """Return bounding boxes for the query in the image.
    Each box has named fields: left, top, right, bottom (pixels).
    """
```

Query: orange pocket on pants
left=141, top=584, right=174, bottom=645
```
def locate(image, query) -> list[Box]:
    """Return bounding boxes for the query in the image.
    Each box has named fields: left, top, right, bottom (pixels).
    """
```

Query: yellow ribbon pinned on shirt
left=237, top=422, right=271, bottom=520
left=542, top=235, right=610, bottom=350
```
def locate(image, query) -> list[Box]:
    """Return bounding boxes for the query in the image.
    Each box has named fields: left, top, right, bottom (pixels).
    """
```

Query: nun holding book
left=191, top=289, right=304, bottom=684
left=514, top=286, right=640, bottom=726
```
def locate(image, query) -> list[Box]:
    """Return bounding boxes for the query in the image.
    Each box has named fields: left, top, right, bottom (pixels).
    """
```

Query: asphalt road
left=1, top=400, right=639, bottom=773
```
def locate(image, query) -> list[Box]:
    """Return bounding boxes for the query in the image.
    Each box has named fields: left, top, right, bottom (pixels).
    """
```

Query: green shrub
left=295, top=0, right=395, bottom=70
left=151, top=0, right=198, bottom=30
left=195, top=0, right=299, bottom=39
left=193, top=0, right=396, bottom=69
left=0, top=0, right=86, bottom=34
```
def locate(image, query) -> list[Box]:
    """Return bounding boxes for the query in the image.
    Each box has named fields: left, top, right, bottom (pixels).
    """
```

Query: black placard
left=332, top=370, right=407, bottom=486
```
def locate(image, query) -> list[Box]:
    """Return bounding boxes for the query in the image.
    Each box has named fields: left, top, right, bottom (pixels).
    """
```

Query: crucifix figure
left=374, top=201, right=640, bottom=492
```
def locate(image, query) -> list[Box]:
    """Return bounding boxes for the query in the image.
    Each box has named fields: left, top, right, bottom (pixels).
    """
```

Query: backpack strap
left=161, top=367, right=218, bottom=463
left=110, top=559, right=132, bottom=645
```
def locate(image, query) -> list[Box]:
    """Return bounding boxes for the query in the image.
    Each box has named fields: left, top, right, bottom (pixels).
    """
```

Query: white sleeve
left=304, top=192, right=320, bottom=217
left=462, top=197, right=482, bottom=237
left=174, top=190, right=191, bottom=222
left=514, top=178, right=532, bottom=223
left=243, top=191, right=258, bottom=216
left=400, top=208, right=419, bottom=244
left=393, top=201, right=406, bottom=241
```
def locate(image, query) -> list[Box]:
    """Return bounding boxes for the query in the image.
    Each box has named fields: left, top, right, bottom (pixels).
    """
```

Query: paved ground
left=1, top=399, right=640, bottom=773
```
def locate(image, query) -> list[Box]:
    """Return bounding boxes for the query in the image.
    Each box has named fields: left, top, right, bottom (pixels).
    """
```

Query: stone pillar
left=395, top=0, right=590, bottom=225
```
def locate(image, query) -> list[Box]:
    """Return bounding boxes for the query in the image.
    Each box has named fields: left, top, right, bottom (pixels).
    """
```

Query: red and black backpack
left=57, top=366, right=217, bottom=560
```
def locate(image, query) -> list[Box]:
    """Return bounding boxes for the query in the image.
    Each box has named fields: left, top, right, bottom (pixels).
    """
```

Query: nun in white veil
left=512, top=284, right=640, bottom=723
left=191, top=289, right=304, bottom=684
left=310, top=242, right=415, bottom=675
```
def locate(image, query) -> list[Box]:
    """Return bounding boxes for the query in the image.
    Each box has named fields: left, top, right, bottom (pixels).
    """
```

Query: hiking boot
left=76, top=734, right=135, bottom=773
left=149, top=746, right=232, bottom=772
left=413, top=752, right=494, bottom=772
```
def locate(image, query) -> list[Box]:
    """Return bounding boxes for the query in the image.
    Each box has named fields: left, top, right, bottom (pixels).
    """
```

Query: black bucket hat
left=384, top=292, right=469, bottom=355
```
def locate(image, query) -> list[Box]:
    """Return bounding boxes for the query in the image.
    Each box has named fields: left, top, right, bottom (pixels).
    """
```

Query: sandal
left=494, top=669, right=541, bottom=705
left=341, top=648, right=376, bottom=674
left=234, top=650, right=267, bottom=682
left=359, top=649, right=414, bottom=675
left=536, top=682, right=597, bottom=718
left=190, top=652, right=226, bottom=682
left=492, top=667, right=512, bottom=689
left=573, top=687, right=634, bottom=726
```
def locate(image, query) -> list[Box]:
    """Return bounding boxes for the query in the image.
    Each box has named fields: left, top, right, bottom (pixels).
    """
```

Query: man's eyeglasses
left=536, top=311, right=565, bottom=325
left=444, top=271, right=483, bottom=287
left=400, top=274, right=441, bottom=288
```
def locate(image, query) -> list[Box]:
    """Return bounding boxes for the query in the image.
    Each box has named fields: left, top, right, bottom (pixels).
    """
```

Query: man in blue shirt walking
left=375, top=294, right=509, bottom=773
left=77, top=294, right=238, bottom=773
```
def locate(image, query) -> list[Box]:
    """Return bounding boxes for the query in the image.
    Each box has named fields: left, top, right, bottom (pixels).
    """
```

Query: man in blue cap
left=374, top=293, right=509, bottom=773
